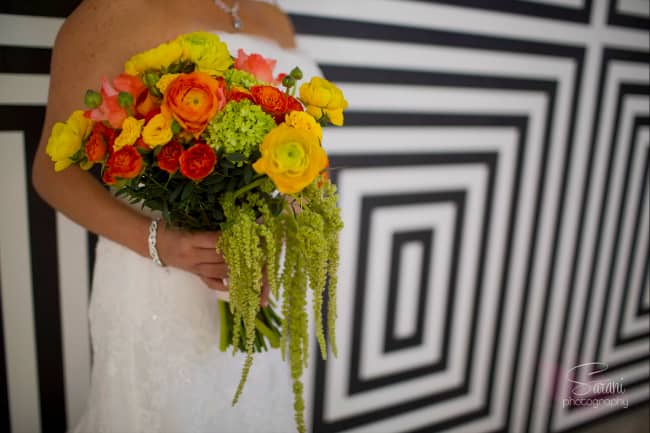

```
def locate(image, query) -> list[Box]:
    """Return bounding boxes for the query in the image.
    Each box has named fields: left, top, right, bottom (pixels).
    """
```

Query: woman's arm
left=31, top=0, right=229, bottom=291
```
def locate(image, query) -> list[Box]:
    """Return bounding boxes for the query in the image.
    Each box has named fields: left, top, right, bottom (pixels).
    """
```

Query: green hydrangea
left=223, top=68, right=261, bottom=89
left=203, top=100, right=276, bottom=160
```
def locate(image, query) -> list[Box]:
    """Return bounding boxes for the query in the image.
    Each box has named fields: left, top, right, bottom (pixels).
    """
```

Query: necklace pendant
left=233, top=17, right=242, bottom=31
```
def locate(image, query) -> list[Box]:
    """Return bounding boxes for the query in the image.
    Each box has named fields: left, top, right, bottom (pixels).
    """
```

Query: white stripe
left=395, top=241, right=426, bottom=338
left=0, top=132, right=42, bottom=433
left=337, top=83, right=547, bottom=113
left=0, top=74, right=49, bottom=105
left=616, top=0, right=650, bottom=17
left=0, top=14, right=63, bottom=48
left=56, top=213, right=91, bottom=429
left=299, top=35, right=577, bottom=81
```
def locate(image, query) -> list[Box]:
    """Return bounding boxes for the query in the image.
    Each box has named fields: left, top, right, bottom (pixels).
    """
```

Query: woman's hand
left=156, top=221, right=228, bottom=291
left=156, top=221, right=270, bottom=306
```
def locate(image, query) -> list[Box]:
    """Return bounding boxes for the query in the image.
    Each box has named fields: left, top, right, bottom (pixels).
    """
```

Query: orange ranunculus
left=228, top=86, right=255, bottom=103
left=287, top=95, right=304, bottom=113
left=85, top=123, right=110, bottom=162
left=251, top=85, right=288, bottom=123
left=157, top=140, right=184, bottom=174
left=103, top=146, right=142, bottom=184
left=179, top=142, right=217, bottom=181
left=135, top=91, right=158, bottom=118
left=162, top=72, right=226, bottom=137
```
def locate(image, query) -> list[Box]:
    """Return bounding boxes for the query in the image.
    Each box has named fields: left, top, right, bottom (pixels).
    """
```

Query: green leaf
left=227, top=152, right=246, bottom=162
left=221, top=159, right=235, bottom=169
left=169, top=183, right=183, bottom=202
left=226, top=177, right=238, bottom=192
left=243, top=165, right=253, bottom=185
left=181, top=181, right=194, bottom=202
left=144, top=199, right=163, bottom=210
left=211, top=207, right=224, bottom=220
left=162, top=200, right=170, bottom=222
left=270, top=198, right=284, bottom=217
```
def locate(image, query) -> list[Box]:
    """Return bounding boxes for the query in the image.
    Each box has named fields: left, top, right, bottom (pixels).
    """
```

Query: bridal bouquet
left=45, top=32, right=346, bottom=433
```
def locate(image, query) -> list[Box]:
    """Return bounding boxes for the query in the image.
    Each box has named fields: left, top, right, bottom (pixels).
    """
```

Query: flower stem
left=232, top=176, right=266, bottom=201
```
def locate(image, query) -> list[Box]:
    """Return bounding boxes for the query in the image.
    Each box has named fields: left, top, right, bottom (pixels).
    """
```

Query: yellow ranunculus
left=46, top=110, right=93, bottom=171
left=142, top=113, right=173, bottom=148
left=114, top=117, right=145, bottom=151
left=284, top=111, right=322, bottom=141
left=124, top=40, right=183, bottom=76
left=156, top=73, right=181, bottom=94
left=252, top=124, right=328, bottom=194
left=177, top=32, right=233, bottom=76
left=299, top=77, right=348, bottom=126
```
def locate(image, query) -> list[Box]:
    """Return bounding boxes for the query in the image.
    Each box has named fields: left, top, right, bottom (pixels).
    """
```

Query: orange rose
left=102, top=146, right=142, bottom=185
left=179, top=142, right=217, bottom=181
left=162, top=72, right=226, bottom=137
left=157, top=140, right=184, bottom=174
left=251, top=85, right=288, bottom=123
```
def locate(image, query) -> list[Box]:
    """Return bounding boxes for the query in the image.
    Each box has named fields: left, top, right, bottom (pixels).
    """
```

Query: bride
left=32, top=0, right=322, bottom=431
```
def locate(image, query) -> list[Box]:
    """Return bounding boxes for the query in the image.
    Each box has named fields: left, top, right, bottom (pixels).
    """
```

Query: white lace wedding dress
left=70, top=32, right=323, bottom=433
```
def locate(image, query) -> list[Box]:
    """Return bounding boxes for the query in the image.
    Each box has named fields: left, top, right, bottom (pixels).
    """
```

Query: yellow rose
left=142, top=113, right=173, bottom=148
left=124, top=40, right=183, bottom=76
left=177, top=32, right=233, bottom=76
left=252, top=124, right=328, bottom=194
left=155, top=73, right=181, bottom=94
left=114, top=117, right=144, bottom=151
left=299, top=77, right=348, bottom=126
left=46, top=110, right=93, bottom=172
left=284, top=111, right=322, bottom=141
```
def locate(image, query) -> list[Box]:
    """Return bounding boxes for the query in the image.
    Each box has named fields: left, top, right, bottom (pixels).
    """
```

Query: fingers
left=193, top=247, right=226, bottom=264
left=200, top=276, right=228, bottom=292
left=190, top=231, right=221, bottom=249
left=194, top=263, right=229, bottom=280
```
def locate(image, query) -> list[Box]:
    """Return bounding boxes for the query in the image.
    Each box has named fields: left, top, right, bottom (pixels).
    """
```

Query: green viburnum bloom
left=203, top=100, right=276, bottom=160
left=223, top=68, right=261, bottom=90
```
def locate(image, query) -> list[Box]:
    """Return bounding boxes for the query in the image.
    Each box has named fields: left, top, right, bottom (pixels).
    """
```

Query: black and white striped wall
left=1, top=1, right=649, bottom=432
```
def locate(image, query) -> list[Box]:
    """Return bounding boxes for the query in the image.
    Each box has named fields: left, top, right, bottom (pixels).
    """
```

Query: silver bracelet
left=148, top=219, right=165, bottom=267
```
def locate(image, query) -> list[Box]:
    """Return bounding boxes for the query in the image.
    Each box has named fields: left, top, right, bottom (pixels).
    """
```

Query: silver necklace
left=213, top=0, right=242, bottom=31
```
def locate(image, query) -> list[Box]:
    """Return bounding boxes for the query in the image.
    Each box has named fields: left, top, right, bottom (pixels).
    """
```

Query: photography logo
left=562, top=362, right=628, bottom=409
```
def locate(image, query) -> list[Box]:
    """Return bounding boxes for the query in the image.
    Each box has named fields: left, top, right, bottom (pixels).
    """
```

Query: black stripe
left=321, top=64, right=558, bottom=91
left=290, top=13, right=585, bottom=58
left=607, top=0, right=650, bottom=31
left=0, top=263, right=12, bottom=433
left=423, top=0, right=593, bottom=23
left=0, top=1, right=80, bottom=17
left=0, top=105, right=67, bottom=432
left=635, top=246, right=650, bottom=318
left=0, top=45, right=51, bottom=74
left=384, top=230, right=434, bottom=353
